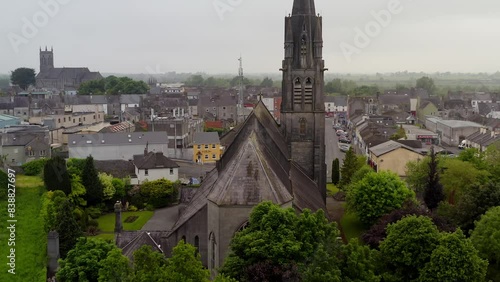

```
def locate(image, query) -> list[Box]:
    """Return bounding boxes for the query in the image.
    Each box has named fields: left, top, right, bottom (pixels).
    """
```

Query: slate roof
left=193, top=132, right=220, bottom=145
left=94, top=160, right=135, bottom=178
left=370, top=140, right=421, bottom=157
left=133, top=152, right=179, bottom=170
left=466, top=130, right=500, bottom=147
left=120, top=94, right=144, bottom=104
left=69, top=132, right=168, bottom=147
left=478, top=103, right=500, bottom=116
left=117, top=231, right=165, bottom=260
left=2, top=134, right=40, bottom=146
left=378, top=95, right=410, bottom=105
left=333, top=96, right=347, bottom=106
left=36, top=67, right=102, bottom=81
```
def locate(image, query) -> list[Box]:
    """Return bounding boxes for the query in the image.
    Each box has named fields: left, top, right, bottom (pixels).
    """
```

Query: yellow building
left=369, top=140, right=424, bottom=177
left=193, top=132, right=222, bottom=163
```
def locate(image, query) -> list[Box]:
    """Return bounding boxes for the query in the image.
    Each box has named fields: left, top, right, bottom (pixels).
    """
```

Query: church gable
left=207, top=131, right=293, bottom=206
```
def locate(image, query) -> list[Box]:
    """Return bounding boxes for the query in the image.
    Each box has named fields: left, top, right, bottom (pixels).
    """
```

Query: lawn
left=340, top=203, right=365, bottom=242
left=327, top=183, right=340, bottom=196
left=95, top=211, right=154, bottom=233
left=0, top=175, right=47, bottom=282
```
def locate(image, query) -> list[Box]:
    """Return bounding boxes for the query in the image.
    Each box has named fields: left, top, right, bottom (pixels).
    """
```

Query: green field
left=95, top=211, right=154, bottom=233
left=0, top=175, right=46, bottom=282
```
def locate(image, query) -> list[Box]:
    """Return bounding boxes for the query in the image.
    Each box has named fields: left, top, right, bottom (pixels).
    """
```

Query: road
left=325, top=117, right=346, bottom=181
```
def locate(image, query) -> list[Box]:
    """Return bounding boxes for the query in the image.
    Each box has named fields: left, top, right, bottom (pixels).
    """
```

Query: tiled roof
left=193, top=132, right=220, bottom=145
left=133, top=152, right=179, bottom=169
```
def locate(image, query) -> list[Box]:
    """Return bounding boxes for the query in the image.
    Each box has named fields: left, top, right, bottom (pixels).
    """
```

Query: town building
left=131, top=151, right=179, bottom=184
left=68, top=132, right=168, bottom=160
left=192, top=132, right=222, bottom=163
left=425, top=117, right=482, bottom=146
left=1, top=125, right=51, bottom=166
left=369, top=140, right=424, bottom=177
left=35, top=47, right=103, bottom=91
left=0, top=114, right=21, bottom=129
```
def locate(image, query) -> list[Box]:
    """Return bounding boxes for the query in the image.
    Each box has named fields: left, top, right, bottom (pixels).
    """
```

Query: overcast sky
left=1, top=0, right=500, bottom=75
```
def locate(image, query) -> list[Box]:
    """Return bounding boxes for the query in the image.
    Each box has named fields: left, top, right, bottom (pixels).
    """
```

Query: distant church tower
left=40, top=46, right=54, bottom=73
left=281, top=0, right=326, bottom=199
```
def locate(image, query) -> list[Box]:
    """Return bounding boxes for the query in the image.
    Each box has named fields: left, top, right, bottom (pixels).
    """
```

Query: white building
left=131, top=151, right=179, bottom=184
left=68, top=132, right=168, bottom=160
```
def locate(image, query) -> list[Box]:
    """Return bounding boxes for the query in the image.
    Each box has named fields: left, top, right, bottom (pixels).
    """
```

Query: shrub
left=88, top=219, right=99, bottom=228
left=21, top=158, right=47, bottom=176
left=128, top=205, right=138, bottom=212
left=85, top=207, right=102, bottom=219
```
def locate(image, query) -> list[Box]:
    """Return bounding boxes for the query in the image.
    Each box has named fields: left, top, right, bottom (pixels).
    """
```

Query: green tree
left=67, top=158, right=87, bottom=177
left=140, top=179, right=179, bottom=208
left=260, top=77, right=273, bottom=87
left=220, top=202, right=341, bottom=281
left=57, top=238, right=119, bottom=282
left=419, top=230, right=488, bottom=282
left=423, top=147, right=444, bottom=210
left=471, top=206, right=500, bottom=267
left=347, top=171, right=415, bottom=226
left=405, top=156, right=430, bottom=195
left=82, top=156, right=103, bottom=206
left=339, top=147, right=361, bottom=189
left=55, top=199, right=83, bottom=258
left=440, top=158, right=489, bottom=204
left=164, top=240, right=210, bottom=282
left=112, top=178, right=127, bottom=199
left=332, top=158, right=340, bottom=185
left=416, top=76, right=437, bottom=95
left=184, top=74, right=204, bottom=87
left=44, top=156, right=72, bottom=195
left=325, top=78, right=342, bottom=94
left=380, top=216, right=440, bottom=281
left=131, top=245, right=168, bottom=282
left=99, top=172, right=115, bottom=201
left=340, top=240, right=380, bottom=282
left=69, top=174, right=87, bottom=207
left=440, top=182, right=500, bottom=234
left=21, top=158, right=47, bottom=176
left=10, top=67, right=36, bottom=90
left=389, top=125, right=407, bottom=140
left=98, top=248, right=132, bottom=282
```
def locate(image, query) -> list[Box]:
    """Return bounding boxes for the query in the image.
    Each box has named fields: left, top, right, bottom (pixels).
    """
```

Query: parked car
left=339, top=137, right=351, bottom=144
left=339, top=144, right=351, bottom=152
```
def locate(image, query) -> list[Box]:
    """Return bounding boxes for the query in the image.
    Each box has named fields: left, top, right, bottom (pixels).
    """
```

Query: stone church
left=168, top=0, right=326, bottom=271
left=117, top=0, right=327, bottom=275
left=35, top=47, right=103, bottom=91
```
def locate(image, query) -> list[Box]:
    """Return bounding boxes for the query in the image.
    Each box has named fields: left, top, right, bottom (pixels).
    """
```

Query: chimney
left=114, top=201, right=123, bottom=233
left=144, top=142, right=149, bottom=156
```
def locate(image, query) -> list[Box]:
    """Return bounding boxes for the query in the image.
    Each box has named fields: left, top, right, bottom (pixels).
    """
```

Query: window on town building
left=28, top=150, right=35, bottom=157
left=170, top=168, right=174, bottom=175
left=205, top=145, right=209, bottom=149
left=197, top=145, right=201, bottom=149
left=64, top=118, right=66, bottom=122
left=73, top=119, right=75, bottom=123
left=40, top=150, right=46, bottom=156
left=212, top=144, right=216, bottom=149
left=58, top=118, right=60, bottom=123
left=145, top=169, right=148, bottom=176
left=205, top=154, right=209, bottom=159
left=212, top=154, right=216, bottom=159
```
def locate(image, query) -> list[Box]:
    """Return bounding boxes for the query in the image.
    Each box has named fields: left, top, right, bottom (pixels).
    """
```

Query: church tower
left=281, top=0, right=326, bottom=199
left=40, top=46, right=54, bottom=73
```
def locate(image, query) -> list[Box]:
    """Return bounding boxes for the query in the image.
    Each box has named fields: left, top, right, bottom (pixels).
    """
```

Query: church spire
left=292, top=0, right=316, bottom=16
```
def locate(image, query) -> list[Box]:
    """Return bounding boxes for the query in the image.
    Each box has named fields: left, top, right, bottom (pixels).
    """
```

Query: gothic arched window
left=209, top=232, right=217, bottom=270
left=236, top=221, right=250, bottom=234
left=299, top=118, right=307, bottom=136
left=194, top=236, right=200, bottom=254
left=304, top=77, right=313, bottom=104
left=293, top=77, right=302, bottom=106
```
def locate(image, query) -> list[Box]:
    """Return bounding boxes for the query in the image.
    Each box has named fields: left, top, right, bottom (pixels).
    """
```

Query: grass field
left=0, top=175, right=46, bottom=282
left=327, top=183, right=340, bottom=196
left=95, top=211, right=154, bottom=233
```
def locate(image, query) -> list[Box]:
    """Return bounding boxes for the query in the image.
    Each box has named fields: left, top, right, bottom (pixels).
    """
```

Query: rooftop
left=193, top=132, right=220, bottom=145
left=69, top=132, right=168, bottom=147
